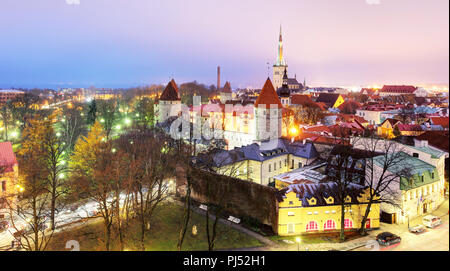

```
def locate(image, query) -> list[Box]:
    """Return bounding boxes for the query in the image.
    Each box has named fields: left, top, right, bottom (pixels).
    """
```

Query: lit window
left=324, top=220, right=336, bottom=231
left=344, top=219, right=353, bottom=229
left=306, top=221, right=318, bottom=231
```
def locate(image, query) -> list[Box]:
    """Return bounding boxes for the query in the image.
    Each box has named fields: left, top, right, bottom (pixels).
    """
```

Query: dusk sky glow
left=0, top=0, right=448, bottom=89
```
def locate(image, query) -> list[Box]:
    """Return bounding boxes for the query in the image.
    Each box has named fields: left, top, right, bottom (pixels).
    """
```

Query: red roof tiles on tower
left=254, top=78, right=283, bottom=109
left=222, top=81, right=232, bottom=93
left=159, top=79, right=181, bottom=101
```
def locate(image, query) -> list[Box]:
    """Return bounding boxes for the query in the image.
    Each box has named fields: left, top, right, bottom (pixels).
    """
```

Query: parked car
left=423, top=215, right=442, bottom=228
left=409, top=224, right=426, bottom=234
left=376, top=232, right=401, bottom=246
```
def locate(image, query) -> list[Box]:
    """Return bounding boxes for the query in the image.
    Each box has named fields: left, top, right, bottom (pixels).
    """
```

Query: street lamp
left=295, top=237, right=301, bottom=251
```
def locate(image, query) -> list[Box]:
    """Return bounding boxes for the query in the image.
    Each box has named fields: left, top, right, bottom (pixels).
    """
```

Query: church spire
left=277, top=25, right=286, bottom=66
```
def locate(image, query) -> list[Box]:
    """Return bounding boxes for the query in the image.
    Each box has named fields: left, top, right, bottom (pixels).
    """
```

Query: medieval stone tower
left=156, top=79, right=182, bottom=123
left=254, top=78, right=283, bottom=142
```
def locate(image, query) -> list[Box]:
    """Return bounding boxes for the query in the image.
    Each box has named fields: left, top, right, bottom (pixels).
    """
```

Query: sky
left=0, top=0, right=448, bottom=90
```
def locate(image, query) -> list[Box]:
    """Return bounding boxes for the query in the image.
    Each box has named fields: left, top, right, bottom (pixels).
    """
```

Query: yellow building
left=277, top=183, right=380, bottom=236
left=377, top=118, right=401, bottom=138
left=196, top=139, right=319, bottom=186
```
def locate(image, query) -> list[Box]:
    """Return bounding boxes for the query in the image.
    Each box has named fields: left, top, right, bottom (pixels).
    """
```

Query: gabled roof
left=0, top=141, right=18, bottom=173
left=430, top=116, right=449, bottom=129
left=254, top=78, right=283, bottom=109
left=221, top=81, right=232, bottom=93
left=316, top=93, right=341, bottom=107
left=278, top=182, right=366, bottom=206
left=381, top=118, right=401, bottom=127
left=380, top=85, right=417, bottom=94
left=159, top=79, right=180, bottom=101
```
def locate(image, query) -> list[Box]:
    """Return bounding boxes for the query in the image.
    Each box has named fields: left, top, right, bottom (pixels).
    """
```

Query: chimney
left=217, top=66, right=221, bottom=91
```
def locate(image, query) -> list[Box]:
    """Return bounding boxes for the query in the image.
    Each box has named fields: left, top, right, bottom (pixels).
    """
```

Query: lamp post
left=295, top=237, right=301, bottom=251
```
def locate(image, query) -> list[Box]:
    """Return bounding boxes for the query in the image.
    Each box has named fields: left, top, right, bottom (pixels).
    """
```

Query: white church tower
left=273, top=25, right=288, bottom=91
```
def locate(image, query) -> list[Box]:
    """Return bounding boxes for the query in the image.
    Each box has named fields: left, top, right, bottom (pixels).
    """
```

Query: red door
left=365, top=219, right=371, bottom=229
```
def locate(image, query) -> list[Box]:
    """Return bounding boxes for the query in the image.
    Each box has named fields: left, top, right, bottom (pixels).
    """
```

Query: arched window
left=344, top=219, right=353, bottom=229
left=324, top=219, right=336, bottom=231
left=306, top=221, right=318, bottom=232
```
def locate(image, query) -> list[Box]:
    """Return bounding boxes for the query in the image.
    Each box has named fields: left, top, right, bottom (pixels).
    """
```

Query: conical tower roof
left=222, top=81, right=232, bottom=93
left=159, top=79, right=180, bottom=101
left=255, top=78, right=283, bottom=109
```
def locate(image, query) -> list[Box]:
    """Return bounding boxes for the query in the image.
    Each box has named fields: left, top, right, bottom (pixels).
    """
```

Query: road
left=355, top=206, right=449, bottom=251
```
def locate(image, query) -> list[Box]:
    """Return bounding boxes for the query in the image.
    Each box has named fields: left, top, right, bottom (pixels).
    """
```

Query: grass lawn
left=48, top=202, right=264, bottom=251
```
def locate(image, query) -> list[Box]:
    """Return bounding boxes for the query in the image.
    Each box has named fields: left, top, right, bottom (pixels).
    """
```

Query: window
left=274, top=163, right=276, bottom=171
left=289, top=201, right=293, bottom=205
left=432, top=172, right=434, bottom=179
left=279, top=161, right=282, bottom=168
left=344, top=219, right=353, bottom=229
left=421, top=175, right=424, bottom=182
left=324, top=220, right=336, bottom=231
left=291, top=159, right=294, bottom=169
left=306, top=221, right=318, bottom=232
left=1, top=181, right=6, bottom=192
left=288, top=212, right=295, bottom=216
left=413, top=153, right=419, bottom=158
left=298, top=162, right=303, bottom=168
left=268, top=164, right=271, bottom=172
left=287, top=223, right=295, bottom=234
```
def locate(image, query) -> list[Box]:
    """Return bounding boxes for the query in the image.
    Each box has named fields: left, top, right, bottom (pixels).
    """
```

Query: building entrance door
left=423, top=203, right=428, bottom=214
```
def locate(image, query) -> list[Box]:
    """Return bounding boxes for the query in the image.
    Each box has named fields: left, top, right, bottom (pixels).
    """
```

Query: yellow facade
left=332, top=95, right=345, bottom=108
left=216, top=155, right=312, bottom=186
left=377, top=121, right=395, bottom=138
left=277, top=188, right=380, bottom=236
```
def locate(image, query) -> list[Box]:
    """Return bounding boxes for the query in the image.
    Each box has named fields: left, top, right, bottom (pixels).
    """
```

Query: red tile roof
left=222, top=81, right=232, bottom=93
left=254, top=78, right=283, bottom=109
left=380, top=85, right=417, bottom=94
left=430, top=116, right=449, bottom=129
left=0, top=141, right=18, bottom=173
left=290, top=94, right=314, bottom=106
left=397, top=124, right=422, bottom=132
left=159, top=79, right=180, bottom=101
left=416, top=131, right=449, bottom=152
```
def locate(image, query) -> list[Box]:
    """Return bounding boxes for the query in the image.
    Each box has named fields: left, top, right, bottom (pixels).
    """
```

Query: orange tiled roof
left=159, top=79, right=180, bottom=101
left=254, top=78, right=283, bottom=109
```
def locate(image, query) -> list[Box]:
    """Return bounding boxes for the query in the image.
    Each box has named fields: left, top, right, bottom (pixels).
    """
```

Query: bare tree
left=352, top=136, right=412, bottom=235
left=117, top=130, right=175, bottom=250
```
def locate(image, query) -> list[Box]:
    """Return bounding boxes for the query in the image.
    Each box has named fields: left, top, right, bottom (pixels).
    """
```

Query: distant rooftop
left=0, top=89, right=25, bottom=93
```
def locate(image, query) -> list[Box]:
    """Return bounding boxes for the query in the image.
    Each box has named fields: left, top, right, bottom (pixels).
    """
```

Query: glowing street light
left=100, top=118, right=105, bottom=123
left=124, top=118, right=131, bottom=125
left=56, top=132, right=62, bottom=137
left=115, top=124, right=121, bottom=130
left=295, top=237, right=301, bottom=251
left=289, top=126, right=299, bottom=137
left=59, top=173, right=65, bottom=179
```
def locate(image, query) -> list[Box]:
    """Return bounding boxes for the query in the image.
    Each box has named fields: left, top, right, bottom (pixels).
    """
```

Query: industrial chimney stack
left=217, top=66, right=221, bottom=90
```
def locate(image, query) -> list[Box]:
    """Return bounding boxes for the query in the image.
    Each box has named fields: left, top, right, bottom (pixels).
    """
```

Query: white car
left=422, top=215, right=442, bottom=228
